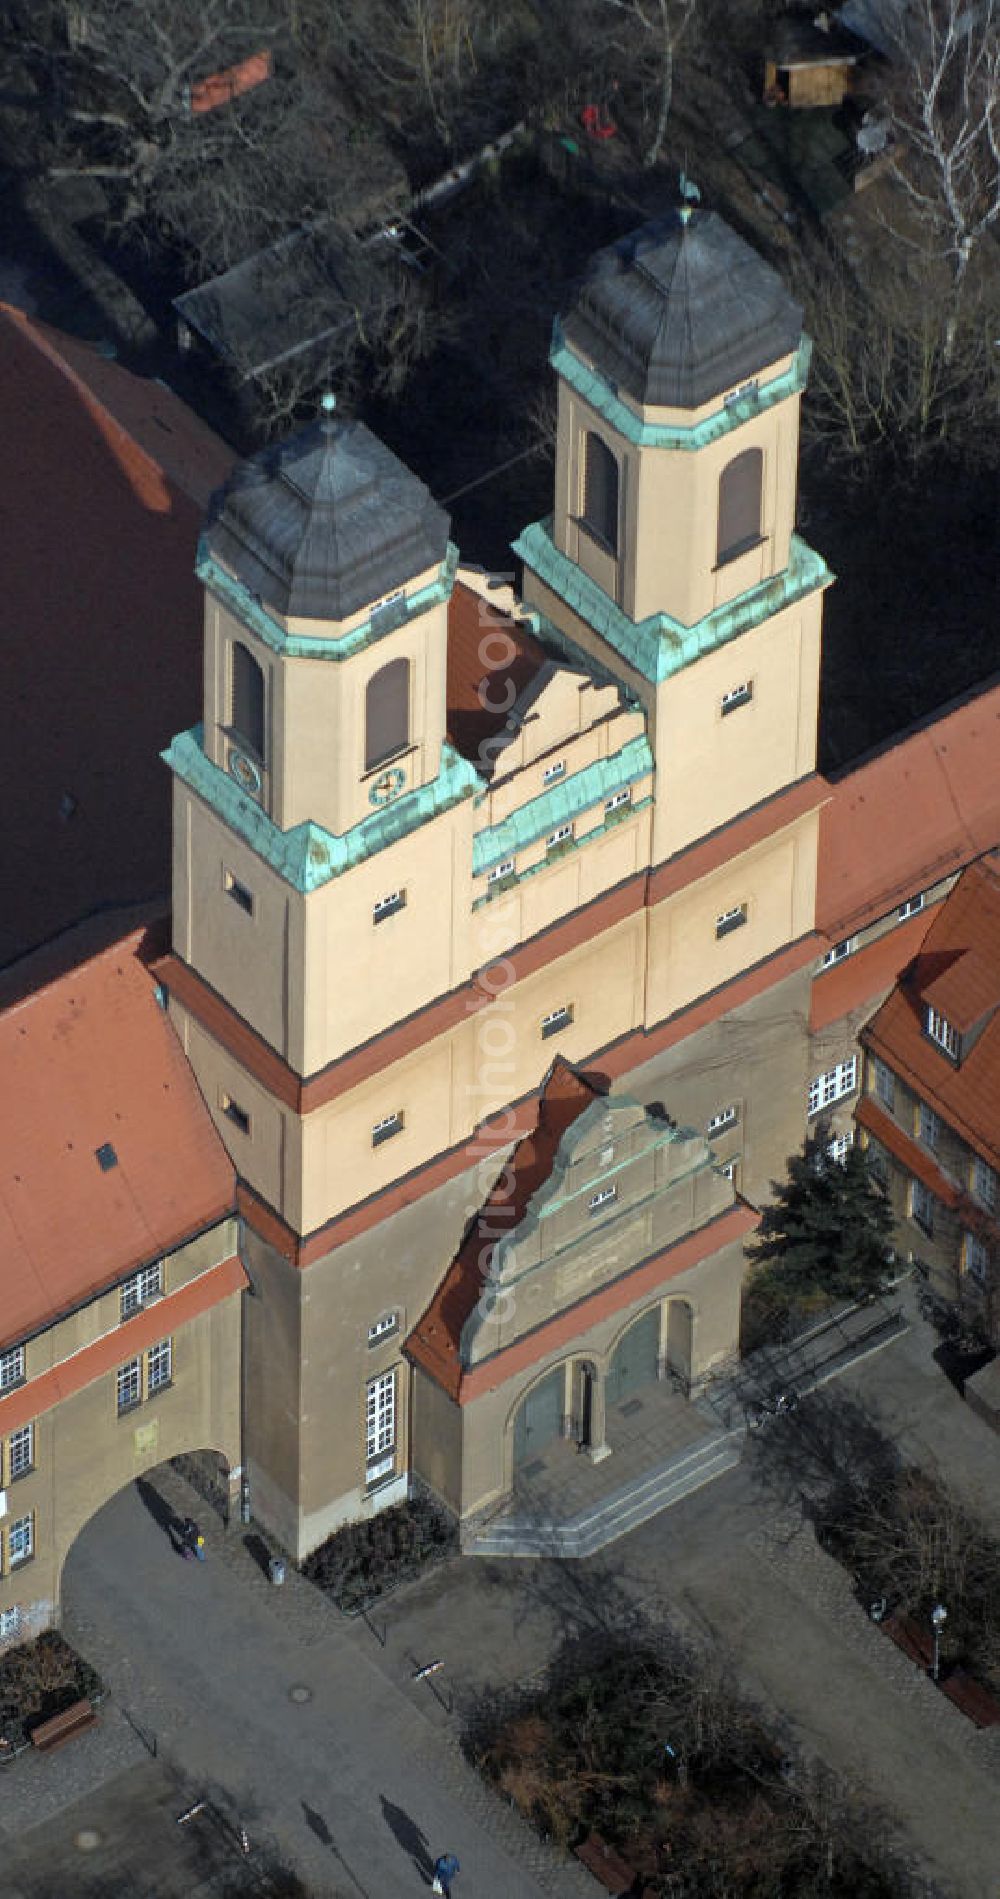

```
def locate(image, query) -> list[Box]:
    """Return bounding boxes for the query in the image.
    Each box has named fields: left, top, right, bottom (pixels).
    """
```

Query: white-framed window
left=8, top=1424, right=33, bottom=1481
left=120, top=1261, right=163, bottom=1321
left=866, top=1138, right=889, bottom=1189
left=367, top=1312, right=399, bottom=1347
left=372, top=1111, right=404, bottom=1148
left=8, top=1515, right=32, bottom=1567
left=547, top=823, right=574, bottom=850
left=543, top=760, right=566, bottom=784
left=117, top=1357, right=142, bottom=1415
left=918, top=1102, right=940, bottom=1149
left=604, top=789, right=631, bottom=814
left=972, top=1155, right=999, bottom=1212
left=224, top=870, right=254, bottom=916
left=366, top=1369, right=396, bottom=1466
left=488, top=859, right=516, bottom=885
left=588, top=1185, right=618, bottom=1215
left=541, top=1004, right=573, bottom=1040
left=720, top=681, right=753, bottom=715
left=716, top=904, right=748, bottom=939
left=0, top=1346, right=24, bottom=1392
left=874, top=1058, right=895, bottom=1112
left=926, top=1006, right=959, bottom=1058
left=718, top=1157, right=740, bottom=1183
left=147, top=1338, right=172, bottom=1395
left=898, top=894, right=924, bottom=920
left=821, top=938, right=856, bottom=968
left=373, top=890, right=406, bottom=924
left=965, top=1232, right=990, bottom=1283
left=707, top=1105, right=739, bottom=1136
left=0, top=1607, right=20, bottom=1639
left=910, top=1177, right=935, bottom=1236
left=221, top=1093, right=251, bottom=1136
left=828, top=1130, right=854, bottom=1165
left=807, top=1056, right=858, bottom=1116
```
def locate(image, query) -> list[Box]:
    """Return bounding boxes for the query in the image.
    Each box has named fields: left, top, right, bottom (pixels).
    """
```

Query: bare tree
left=882, top=0, right=1000, bottom=343
left=600, top=0, right=701, bottom=167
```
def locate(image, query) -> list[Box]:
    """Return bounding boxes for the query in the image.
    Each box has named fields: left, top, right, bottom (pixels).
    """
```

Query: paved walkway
left=32, top=1469, right=599, bottom=1899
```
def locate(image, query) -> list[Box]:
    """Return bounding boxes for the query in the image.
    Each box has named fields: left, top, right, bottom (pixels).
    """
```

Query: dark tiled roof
left=861, top=856, right=1000, bottom=1167
left=205, top=410, right=450, bottom=621
left=561, top=210, right=802, bottom=410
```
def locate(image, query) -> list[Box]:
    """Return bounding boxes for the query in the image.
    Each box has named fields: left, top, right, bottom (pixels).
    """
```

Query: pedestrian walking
left=432, top=1852, right=460, bottom=1895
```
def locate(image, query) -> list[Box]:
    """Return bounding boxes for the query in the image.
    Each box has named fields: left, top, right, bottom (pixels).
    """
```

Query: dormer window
left=926, top=1006, right=959, bottom=1059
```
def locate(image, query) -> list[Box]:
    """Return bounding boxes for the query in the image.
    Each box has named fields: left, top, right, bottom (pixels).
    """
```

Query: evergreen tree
left=747, top=1136, right=894, bottom=1303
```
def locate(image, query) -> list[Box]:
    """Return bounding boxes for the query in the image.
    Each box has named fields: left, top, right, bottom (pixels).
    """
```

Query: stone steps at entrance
left=466, top=1431, right=743, bottom=1559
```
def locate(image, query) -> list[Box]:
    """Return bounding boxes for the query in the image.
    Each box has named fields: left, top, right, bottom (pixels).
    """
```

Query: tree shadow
left=379, top=1794, right=434, bottom=1879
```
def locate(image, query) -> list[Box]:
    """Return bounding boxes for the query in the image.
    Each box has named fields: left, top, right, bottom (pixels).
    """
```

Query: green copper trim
left=163, top=726, right=481, bottom=894
left=471, top=793, right=653, bottom=910
left=514, top=519, right=832, bottom=687
left=550, top=324, right=812, bottom=449
left=195, top=540, right=460, bottom=661
left=472, top=735, right=653, bottom=877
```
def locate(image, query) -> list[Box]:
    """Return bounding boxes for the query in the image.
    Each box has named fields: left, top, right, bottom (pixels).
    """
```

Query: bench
left=573, top=1832, right=655, bottom=1898
left=30, top=1698, right=96, bottom=1752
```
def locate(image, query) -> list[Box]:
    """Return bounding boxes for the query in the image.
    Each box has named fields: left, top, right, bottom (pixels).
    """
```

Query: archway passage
left=513, top=1366, right=563, bottom=1470
left=606, top=1305, right=660, bottom=1410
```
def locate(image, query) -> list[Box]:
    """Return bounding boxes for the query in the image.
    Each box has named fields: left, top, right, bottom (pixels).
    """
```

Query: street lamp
left=930, top=1603, right=948, bottom=1682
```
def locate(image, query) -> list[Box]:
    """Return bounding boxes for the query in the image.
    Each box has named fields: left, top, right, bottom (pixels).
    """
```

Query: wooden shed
left=763, top=14, right=865, bottom=108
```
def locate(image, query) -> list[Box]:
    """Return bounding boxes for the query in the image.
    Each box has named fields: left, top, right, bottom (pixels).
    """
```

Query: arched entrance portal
left=513, top=1366, right=564, bottom=1470
left=606, top=1305, right=661, bottom=1410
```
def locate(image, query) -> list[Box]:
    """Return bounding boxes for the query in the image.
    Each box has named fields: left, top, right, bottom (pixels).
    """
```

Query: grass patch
left=302, top=1495, right=457, bottom=1614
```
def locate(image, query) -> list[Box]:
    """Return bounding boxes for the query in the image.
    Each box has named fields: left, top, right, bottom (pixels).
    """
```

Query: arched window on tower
left=717, top=448, right=763, bottom=567
left=365, top=657, right=410, bottom=771
left=231, top=641, right=265, bottom=760
left=581, top=432, right=619, bottom=554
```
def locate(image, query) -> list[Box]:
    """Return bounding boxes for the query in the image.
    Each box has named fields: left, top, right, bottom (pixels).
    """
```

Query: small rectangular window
left=807, top=1055, right=858, bottom=1116
left=547, top=824, right=574, bottom=850
left=8, top=1514, right=33, bottom=1567
left=543, top=760, right=566, bottom=784
left=367, top=1312, right=400, bottom=1347
left=147, top=1338, right=172, bottom=1394
left=707, top=1106, right=739, bottom=1136
left=117, top=1358, right=142, bottom=1415
left=372, top=1111, right=404, bottom=1147
left=926, top=1006, right=959, bottom=1058
left=373, top=890, right=406, bottom=923
left=488, top=859, right=516, bottom=885
left=874, top=1059, right=895, bottom=1112
left=541, top=1005, right=573, bottom=1039
left=720, top=682, right=753, bottom=715
left=910, top=1177, right=935, bottom=1236
left=8, top=1423, right=33, bottom=1481
left=588, top=1185, right=617, bottom=1214
left=221, top=1094, right=251, bottom=1136
left=918, top=1102, right=939, bottom=1149
left=972, top=1155, right=999, bottom=1211
left=366, top=1369, right=396, bottom=1466
left=828, top=1130, right=854, bottom=1165
left=898, top=894, right=924, bottom=920
left=715, top=904, right=748, bottom=939
left=224, top=871, right=254, bottom=916
left=965, top=1233, right=990, bottom=1283
left=120, top=1261, right=163, bottom=1321
left=821, top=938, right=856, bottom=968
left=0, top=1346, right=24, bottom=1392
left=718, top=1157, right=739, bottom=1184
left=604, top=789, right=631, bottom=814
left=0, top=1607, right=20, bottom=1639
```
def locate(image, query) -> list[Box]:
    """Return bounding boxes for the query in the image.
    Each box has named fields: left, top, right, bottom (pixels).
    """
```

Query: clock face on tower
left=369, top=766, right=407, bottom=807
left=228, top=748, right=262, bottom=797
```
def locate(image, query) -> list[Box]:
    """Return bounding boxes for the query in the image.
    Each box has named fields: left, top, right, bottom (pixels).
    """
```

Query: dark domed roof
left=205, top=407, right=450, bottom=622
left=562, top=210, right=802, bottom=411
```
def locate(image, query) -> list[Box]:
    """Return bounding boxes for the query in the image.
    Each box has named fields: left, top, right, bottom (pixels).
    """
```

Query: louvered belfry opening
left=717, top=448, right=763, bottom=567
left=582, top=432, right=619, bottom=554
left=365, top=657, right=410, bottom=770
left=231, top=640, right=265, bottom=759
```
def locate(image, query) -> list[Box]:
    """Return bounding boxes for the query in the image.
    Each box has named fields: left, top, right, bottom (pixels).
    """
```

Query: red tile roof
left=817, top=683, right=1000, bottom=939
left=406, top=1058, right=603, bottom=1397
left=809, top=907, right=937, bottom=1033
left=446, top=580, right=548, bottom=772
left=0, top=927, right=235, bottom=1349
left=0, top=305, right=233, bottom=968
left=861, top=855, right=1000, bottom=1168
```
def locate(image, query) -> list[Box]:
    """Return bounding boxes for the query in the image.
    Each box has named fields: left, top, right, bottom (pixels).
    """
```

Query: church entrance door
left=513, top=1367, right=563, bottom=1469
left=606, top=1306, right=660, bottom=1410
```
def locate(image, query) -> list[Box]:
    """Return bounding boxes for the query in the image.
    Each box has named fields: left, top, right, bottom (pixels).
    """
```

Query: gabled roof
left=861, top=855, right=1000, bottom=1167
left=0, top=304, right=233, bottom=969
left=405, top=1059, right=603, bottom=1397
left=817, top=680, right=1000, bottom=939
left=445, top=579, right=549, bottom=774
left=0, top=928, right=235, bottom=1350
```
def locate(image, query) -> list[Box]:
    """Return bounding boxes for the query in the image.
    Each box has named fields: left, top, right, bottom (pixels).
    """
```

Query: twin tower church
left=157, top=207, right=832, bottom=1552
